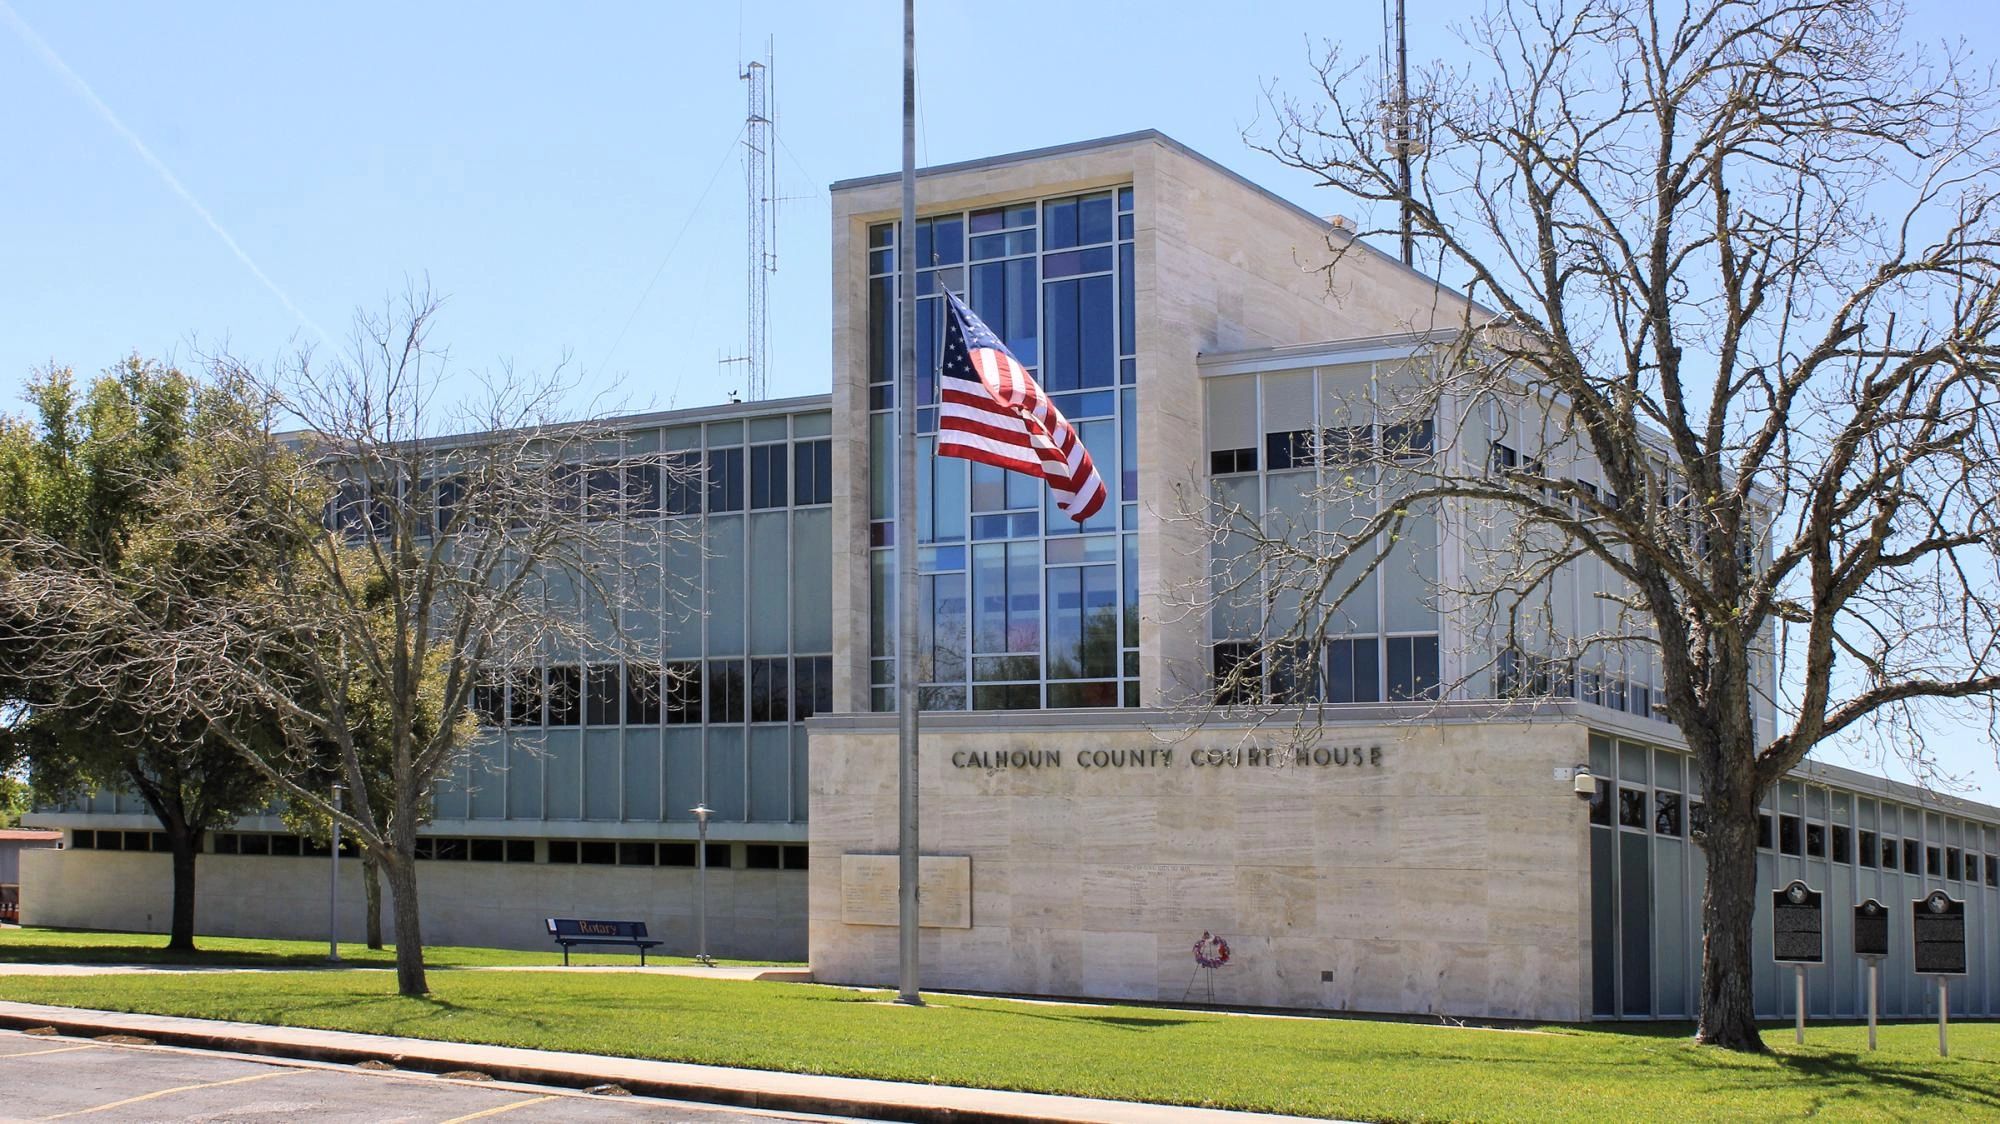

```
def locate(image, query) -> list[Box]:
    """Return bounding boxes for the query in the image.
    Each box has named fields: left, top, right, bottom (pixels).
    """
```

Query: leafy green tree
left=0, top=359, right=285, bottom=950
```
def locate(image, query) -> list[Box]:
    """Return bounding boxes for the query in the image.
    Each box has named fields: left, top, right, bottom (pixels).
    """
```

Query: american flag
left=936, top=290, right=1109, bottom=522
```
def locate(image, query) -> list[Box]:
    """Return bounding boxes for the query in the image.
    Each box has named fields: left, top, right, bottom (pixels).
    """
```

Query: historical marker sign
left=1912, top=891, right=1967, bottom=976
left=1853, top=898, right=1890, bottom=959
left=1772, top=880, right=1823, bottom=964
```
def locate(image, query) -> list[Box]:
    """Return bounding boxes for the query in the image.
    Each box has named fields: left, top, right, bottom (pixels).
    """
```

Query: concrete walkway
left=0, top=1001, right=1324, bottom=1124
left=0, top=961, right=809, bottom=980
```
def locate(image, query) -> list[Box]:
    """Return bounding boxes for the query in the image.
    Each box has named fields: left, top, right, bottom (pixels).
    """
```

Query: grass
left=0, top=926, right=790, bottom=969
left=0, top=965, right=1995, bottom=1121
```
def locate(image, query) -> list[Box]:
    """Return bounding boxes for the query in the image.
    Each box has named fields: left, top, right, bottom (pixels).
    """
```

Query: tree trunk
left=362, top=853, right=384, bottom=950
left=164, top=825, right=199, bottom=953
left=1695, top=770, right=1766, bottom=1050
left=382, top=853, right=427, bottom=996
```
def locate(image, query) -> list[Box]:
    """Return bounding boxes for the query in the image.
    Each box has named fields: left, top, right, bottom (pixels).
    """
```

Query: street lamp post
left=691, top=804, right=714, bottom=966
left=328, top=783, right=343, bottom=963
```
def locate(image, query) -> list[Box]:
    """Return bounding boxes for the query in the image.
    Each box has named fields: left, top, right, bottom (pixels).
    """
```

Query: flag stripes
left=934, top=291, right=1109, bottom=522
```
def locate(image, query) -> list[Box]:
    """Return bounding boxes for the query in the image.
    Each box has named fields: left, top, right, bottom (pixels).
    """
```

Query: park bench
left=545, top=917, right=662, bottom=965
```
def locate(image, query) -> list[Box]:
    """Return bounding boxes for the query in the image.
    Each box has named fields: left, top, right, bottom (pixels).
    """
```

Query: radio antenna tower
left=739, top=43, right=776, bottom=400
left=1382, top=0, right=1418, bottom=266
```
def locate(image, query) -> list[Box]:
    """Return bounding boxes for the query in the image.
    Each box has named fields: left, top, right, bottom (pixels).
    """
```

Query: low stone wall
left=19, top=849, right=806, bottom=961
left=807, top=712, right=1594, bottom=1020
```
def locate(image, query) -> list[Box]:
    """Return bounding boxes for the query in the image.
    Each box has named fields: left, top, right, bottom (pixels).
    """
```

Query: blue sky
left=3, top=1, right=1994, bottom=799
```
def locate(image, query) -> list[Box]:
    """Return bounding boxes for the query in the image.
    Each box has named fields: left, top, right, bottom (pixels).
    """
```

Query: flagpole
left=894, top=0, right=924, bottom=1007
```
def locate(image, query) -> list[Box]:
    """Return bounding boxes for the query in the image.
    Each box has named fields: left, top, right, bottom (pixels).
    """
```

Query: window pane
left=708, top=658, right=745, bottom=723
left=664, top=661, right=702, bottom=725
left=546, top=665, right=580, bottom=726
left=707, top=448, right=743, bottom=512
left=625, top=663, right=662, bottom=726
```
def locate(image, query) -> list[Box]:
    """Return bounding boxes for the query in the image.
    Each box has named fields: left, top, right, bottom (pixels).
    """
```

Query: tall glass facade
left=440, top=408, right=835, bottom=828
left=867, top=187, right=1141, bottom=711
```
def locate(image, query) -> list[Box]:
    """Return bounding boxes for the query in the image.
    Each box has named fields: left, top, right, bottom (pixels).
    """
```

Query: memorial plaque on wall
left=1771, top=880, right=1823, bottom=964
left=1852, top=898, right=1889, bottom=959
left=839, top=854, right=973, bottom=929
left=1911, top=891, right=1967, bottom=976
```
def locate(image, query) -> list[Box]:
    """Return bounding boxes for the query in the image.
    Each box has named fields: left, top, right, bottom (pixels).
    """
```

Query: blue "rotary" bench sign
left=545, top=918, right=662, bottom=965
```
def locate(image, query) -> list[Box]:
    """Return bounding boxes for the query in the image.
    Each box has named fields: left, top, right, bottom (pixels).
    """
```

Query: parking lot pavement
left=0, top=1029, right=840, bottom=1123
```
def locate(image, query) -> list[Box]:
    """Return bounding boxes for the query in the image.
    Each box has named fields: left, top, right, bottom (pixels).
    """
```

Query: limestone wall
left=807, top=712, right=1593, bottom=1020
left=19, top=849, right=806, bottom=961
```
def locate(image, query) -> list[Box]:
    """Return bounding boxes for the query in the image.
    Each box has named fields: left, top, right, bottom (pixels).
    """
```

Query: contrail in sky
left=0, top=1, right=330, bottom=344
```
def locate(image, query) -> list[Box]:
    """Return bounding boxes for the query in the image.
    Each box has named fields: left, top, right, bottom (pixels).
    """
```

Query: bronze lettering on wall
left=948, top=745, right=1386, bottom=770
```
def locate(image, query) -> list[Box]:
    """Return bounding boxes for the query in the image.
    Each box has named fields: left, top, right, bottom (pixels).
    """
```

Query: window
left=1325, top=638, right=1381, bottom=704
left=1882, top=836, right=1900, bottom=869
left=749, top=444, right=789, bottom=509
left=1618, top=787, right=1647, bottom=829
left=625, top=663, right=662, bottom=726
left=1654, top=792, right=1683, bottom=837
left=782, top=844, right=809, bottom=870
left=664, top=661, right=702, bottom=725
left=507, top=667, right=542, bottom=727
left=548, top=841, right=578, bottom=864
left=1320, top=425, right=1373, bottom=466
left=1805, top=822, right=1825, bottom=859
left=662, top=452, right=702, bottom=516
left=793, top=440, right=832, bottom=506
left=1386, top=636, right=1439, bottom=700
left=473, top=674, right=505, bottom=726
left=580, top=841, right=616, bottom=865
left=707, top=447, right=743, bottom=513
left=1988, top=855, right=1998, bottom=888
left=659, top=843, right=697, bottom=867
left=585, top=665, right=621, bottom=726
left=1927, top=845, right=1942, bottom=877
left=1382, top=419, right=1434, bottom=460
left=1832, top=824, right=1852, bottom=864
left=750, top=658, right=789, bottom=723
left=1490, top=442, right=1518, bottom=473
left=620, top=842, right=656, bottom=866
left=794, top=656, right=833, bottom=721
left=1778, top=814, right=1801, bottom=856
left=545, top=665, right=580, bottom=727
left=745, top=844, right=782, bottom=870
left=625, top=461, right=661, bottom=517
left=1588, top=779, right=1611, bottom=826
left=1265, top=429, right=1315, bottom=471
left=708, top=659, right=745, bottom=723
left=1213, top=641, right=1259, bottom=705
left=585, top=463, right=622, bottom=521
left=1903, top=839, right=1921, bottom=874
left=1208, top=448, right=1257, bottom=475
left=1859, top=829, right=1878, bottom=868
left=1758, top=814, right=1774, bottom=849
left=1947, top=847, right=1963, bottom=881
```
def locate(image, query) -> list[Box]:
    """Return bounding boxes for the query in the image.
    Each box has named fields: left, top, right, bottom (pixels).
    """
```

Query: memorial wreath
left=1193, top=931, right=1231, bottom=969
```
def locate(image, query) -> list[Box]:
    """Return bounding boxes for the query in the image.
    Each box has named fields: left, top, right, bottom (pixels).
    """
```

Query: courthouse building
left=26, top=131, right=2000, bottom=1023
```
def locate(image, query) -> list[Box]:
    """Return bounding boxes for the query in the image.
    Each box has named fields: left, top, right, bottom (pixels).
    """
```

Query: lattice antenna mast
left=1380, top=0, right=1420, bottom=266
left=739, top=44, right=776, bottom=401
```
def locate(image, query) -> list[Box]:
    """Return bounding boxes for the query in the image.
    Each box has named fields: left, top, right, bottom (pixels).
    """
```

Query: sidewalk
left=0, top=1000, right=1325, bottom=1124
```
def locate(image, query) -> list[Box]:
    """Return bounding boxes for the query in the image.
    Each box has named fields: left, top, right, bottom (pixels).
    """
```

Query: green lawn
left=0, top=926, right=788, bottom=969
left=0, top=966, right=1993, bottom=1121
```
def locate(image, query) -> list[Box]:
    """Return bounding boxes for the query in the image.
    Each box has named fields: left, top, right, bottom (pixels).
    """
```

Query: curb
left=0, top=1005, right=1303, bottom=1124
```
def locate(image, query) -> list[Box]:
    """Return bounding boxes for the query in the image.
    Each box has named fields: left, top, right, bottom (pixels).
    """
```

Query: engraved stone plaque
left=840, top=854, right=973, bottom=929
left=1771, top=880, right=1823, bottom=964
left=1911, top=891, right=1966, bottom=976
left=1853, top=899, right=1889, bottom=959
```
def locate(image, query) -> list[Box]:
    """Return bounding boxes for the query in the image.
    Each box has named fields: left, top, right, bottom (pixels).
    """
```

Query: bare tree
left=135, top=287, right=693, bottom=996
left=1217, top=0, right=2000, bottom=1049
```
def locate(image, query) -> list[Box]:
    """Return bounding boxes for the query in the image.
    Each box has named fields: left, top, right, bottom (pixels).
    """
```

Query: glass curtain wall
left=1202, top=366, right=1443, bottom=703
left=867, top=187, right=1140, bottom=711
